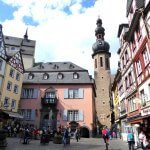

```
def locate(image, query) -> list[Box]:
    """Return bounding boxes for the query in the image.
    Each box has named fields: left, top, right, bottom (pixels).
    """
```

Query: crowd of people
left=0, top=123, right=81, bottom=146
left=101, top=126, right=150, bottom=150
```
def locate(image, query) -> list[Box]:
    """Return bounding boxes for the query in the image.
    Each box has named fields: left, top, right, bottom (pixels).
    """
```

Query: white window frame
left=14, top=84, right=18, bottom=94
left=16, top=72, right=20, bottom=81
left=136, top=60, right=142, bottom=75
left=11, top=99, right=16, bottom=109
left=67, top=110, right=79, bottom=121
left=26, top=109, right=31, bottom=120
left=4, top=97, right=9, bottom=107
left=7, top=81, right=12, bottom=91
left=22, top=88, right=34, bottom=99
left=142, top=48, right=149, bottom=67
left=9, top=68, right=15, bottom=78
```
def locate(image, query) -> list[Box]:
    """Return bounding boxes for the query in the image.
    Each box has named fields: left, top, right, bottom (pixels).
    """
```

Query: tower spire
left=24, top=28, right=28, bottom=40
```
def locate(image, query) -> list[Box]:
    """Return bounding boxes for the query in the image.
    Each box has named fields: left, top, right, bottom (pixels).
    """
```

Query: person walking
left=127, top=130, right=135, bottom=150
left=62, top=127, right=69, bottom=146
left=75, top=128, right=80, bottom=142
left=102, top=127, right=109, bottom=149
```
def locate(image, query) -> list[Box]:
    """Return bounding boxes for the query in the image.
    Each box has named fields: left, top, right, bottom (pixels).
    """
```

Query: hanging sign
left=141, top=107, right=150, bottom=116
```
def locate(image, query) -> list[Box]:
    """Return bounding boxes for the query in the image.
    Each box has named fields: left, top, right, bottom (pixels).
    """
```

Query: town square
left=0, top=0, right=150, bottom=149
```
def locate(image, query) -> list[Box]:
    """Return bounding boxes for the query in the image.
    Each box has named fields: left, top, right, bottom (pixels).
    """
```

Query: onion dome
left=92, top=18, right=110, bottom=56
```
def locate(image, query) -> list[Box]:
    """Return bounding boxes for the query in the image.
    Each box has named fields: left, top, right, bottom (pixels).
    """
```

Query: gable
left=8, top=51, right=24, bottom=74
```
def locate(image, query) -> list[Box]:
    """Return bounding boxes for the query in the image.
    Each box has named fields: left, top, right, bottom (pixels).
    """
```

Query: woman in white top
left=139, top=131, right=146, bottom=150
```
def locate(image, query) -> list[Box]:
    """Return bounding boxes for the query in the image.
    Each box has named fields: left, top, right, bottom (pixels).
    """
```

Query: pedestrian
left=102, top=127, right=109, bottom=144
left=139, top=131, right=146, bottom=149
left=143, top=135, right=149, bottom=149
left=62, top=127, right=69, bottom=146
left=112, top=131, right=116, bottom=139
left=75, top=128, right=80, bottom=142
left=127, top=130, right=135, bottom=150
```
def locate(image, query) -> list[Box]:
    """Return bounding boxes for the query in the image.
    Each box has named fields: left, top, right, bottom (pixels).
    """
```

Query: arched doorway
left=80, top=126, right=90, bottom=138
left=69, top=121, right=78, bottom=132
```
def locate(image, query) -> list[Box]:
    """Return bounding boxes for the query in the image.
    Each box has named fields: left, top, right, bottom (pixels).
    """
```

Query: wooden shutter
left=33, top=89, right=38, bottom=99
left=63, top=110, right=67, bottom=121
left=31, top=109, right=35, bottom=120
left=79, top=110, right=84, bottom=121
left=79, top=89, right=84, bottom=98
left=64, top=89, right=68, bottom=99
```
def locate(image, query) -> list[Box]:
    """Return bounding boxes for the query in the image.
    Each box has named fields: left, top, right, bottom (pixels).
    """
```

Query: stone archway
left=69, top=121, right=79, bottom=132
left=80, top=126, right=90, bottom=138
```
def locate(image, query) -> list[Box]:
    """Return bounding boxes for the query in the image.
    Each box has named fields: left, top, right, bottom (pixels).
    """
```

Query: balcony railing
left=41, top=97, right=57, bottom=106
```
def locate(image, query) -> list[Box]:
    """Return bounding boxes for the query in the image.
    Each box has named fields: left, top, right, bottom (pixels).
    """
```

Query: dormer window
left=73, top=72, right=79, bottom=79
left=28, top=73, right=34, bottom=80
left=69, top=64, right=74, bottom=69
left=57, top=73, right=63, bottom=79
left=53, top=64, right=59, bottom=69
left=11, top=47, right=16, bottom=51
left=43, top=73, right=49, bottom=80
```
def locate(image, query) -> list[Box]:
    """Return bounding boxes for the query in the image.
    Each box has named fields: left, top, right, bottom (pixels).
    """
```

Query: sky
left=0, top=0, right=128, bottom=76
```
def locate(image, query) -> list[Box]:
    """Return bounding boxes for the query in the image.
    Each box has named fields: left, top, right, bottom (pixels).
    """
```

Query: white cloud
left=1, top=0, right=128, bottom=76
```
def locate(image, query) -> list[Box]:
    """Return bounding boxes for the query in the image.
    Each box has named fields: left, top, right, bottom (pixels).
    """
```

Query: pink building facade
left=19, top=62, right=96, bottom=137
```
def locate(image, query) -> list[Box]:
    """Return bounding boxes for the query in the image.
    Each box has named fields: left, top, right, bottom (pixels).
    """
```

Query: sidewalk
left=4, top=137, right=143, bottom=150
left=108, top=138, right=142, bottom=150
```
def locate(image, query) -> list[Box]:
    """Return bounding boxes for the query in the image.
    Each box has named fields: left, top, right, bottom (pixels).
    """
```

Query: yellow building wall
left=1, top=63, right=23, bottom=112
left=113, top=87, right=120, bottom=120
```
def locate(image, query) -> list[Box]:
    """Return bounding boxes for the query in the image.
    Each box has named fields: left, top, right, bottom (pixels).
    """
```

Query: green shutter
left=79, top=89, right=84, bottom=98
left=31, top=109, right=35, bottom=120
left=79, top=110, right=83, bottom=121
left=63, top=110, right=67, bottom=121
left=33, top=89, right=38, bottom=99
left=64, top=89, right=68, bottom=98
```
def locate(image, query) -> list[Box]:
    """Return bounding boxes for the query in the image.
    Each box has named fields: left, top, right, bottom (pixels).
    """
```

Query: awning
left=4, top=111, right=23, bottom=119
left=0, top=110, right=9, bottom=119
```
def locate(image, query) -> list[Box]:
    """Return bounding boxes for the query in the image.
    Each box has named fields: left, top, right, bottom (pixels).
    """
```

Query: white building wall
left=139, top=78, right=150, bottom=102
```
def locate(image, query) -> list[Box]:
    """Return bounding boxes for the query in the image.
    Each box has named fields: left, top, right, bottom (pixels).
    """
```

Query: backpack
left=128, top=133, right=134, bottom=141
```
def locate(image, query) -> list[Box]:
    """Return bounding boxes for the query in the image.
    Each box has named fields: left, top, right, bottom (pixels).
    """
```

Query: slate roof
left=4, top=35, right=35, bottom=56
left=24, top=62, right=94, bottom=84
left=126, top=0, right=145, bottom=17
left=4, top=35, right=35, bottom=47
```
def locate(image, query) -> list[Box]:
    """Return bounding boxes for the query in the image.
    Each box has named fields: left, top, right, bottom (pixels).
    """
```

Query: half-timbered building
left=4, top=30, right=36, bottom=70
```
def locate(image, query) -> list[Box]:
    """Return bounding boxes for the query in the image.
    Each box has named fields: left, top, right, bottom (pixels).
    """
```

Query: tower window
left=95, top=59, right=97, bottom=68
left=100, top=57, right=103, bottom=67
left=105, top=57, right=110, bottom=69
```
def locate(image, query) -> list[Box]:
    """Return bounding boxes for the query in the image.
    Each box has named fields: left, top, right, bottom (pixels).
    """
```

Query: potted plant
left=53, top=133, right=62, bottom=144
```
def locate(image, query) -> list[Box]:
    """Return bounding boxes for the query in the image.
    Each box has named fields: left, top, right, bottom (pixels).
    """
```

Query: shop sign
left=141, top=107, right=150, bottom=116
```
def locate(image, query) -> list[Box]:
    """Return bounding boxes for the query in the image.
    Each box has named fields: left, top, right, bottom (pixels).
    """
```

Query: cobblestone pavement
left=0, top=137, right=133, bottom=150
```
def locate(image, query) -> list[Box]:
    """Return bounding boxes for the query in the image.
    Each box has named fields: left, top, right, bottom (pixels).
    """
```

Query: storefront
left=141, top=107, right=150, bottom=139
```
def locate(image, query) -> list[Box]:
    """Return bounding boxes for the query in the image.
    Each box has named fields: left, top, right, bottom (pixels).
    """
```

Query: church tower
left=92, top=18, right=111, bottom=128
